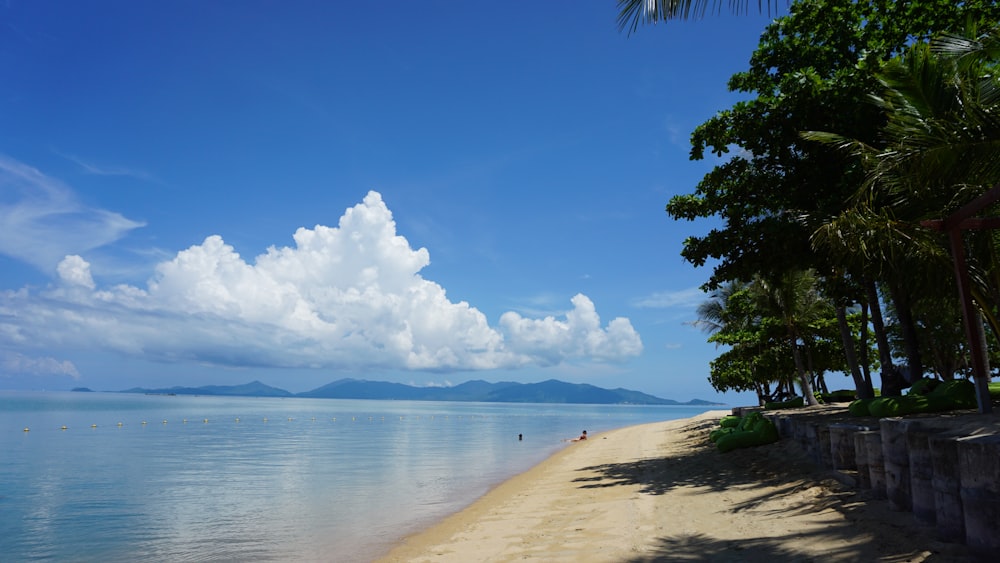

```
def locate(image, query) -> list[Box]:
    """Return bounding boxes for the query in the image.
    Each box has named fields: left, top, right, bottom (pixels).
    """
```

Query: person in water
left=573, top=430, right=587, bottom=441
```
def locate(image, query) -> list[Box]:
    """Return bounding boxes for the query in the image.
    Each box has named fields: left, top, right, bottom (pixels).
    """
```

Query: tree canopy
left=657, top=0, right=1000, bottom=403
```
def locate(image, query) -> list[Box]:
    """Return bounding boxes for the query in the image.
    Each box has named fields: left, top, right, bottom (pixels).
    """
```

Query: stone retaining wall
left=739, top=405, right=1000, bottom=554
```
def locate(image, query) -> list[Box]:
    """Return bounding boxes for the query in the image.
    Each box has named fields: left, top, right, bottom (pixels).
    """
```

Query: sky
left=0, top=1, right=800, bottom=404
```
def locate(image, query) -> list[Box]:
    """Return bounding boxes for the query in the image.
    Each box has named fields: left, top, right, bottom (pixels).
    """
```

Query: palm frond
left=616, top=1, right=783, bottom=34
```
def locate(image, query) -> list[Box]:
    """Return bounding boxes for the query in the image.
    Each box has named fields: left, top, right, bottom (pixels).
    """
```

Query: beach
left=378, top=409, right=977, bottom=562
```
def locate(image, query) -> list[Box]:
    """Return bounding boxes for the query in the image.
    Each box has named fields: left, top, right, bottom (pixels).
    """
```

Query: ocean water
left=0, top=392, right=716, bottom=562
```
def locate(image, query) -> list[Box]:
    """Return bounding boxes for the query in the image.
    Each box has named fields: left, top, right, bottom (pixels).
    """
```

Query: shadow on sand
left=570, top=417, right=978, bottom=563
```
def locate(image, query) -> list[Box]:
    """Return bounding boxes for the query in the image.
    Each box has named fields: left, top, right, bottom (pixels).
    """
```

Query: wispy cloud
left=662, top=114, right=687, bottom=149
left=55, top=151, right=159, bottom=183
left=0, top=155, right=146, bottom=272
left=632, top=286, right=706, bottom=309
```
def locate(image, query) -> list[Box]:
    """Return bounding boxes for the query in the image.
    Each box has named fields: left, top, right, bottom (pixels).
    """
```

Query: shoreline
left=376, top=409, right=977, bottom=562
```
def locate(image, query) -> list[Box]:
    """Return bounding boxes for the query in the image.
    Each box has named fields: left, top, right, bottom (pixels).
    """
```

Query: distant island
left=119, top=378, right=724, bottom=406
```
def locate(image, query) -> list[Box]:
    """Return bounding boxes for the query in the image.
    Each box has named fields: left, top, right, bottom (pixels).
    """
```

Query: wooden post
left=920, top=183, right=1000, bottom=414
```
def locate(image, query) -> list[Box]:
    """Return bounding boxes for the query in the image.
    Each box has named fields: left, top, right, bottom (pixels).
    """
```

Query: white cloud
left=55, top=150, right=158, bottom=182
left=500, top=294, right=643, bottom=365
left=1, top=191, right=642, bottom=373
left=0, top=155, right=146, bottom=272
left=0, top=351, right=80, bottom=379
left=632, top=286, right=706, bottom=309
left=57, top=255, right=96, bottom=289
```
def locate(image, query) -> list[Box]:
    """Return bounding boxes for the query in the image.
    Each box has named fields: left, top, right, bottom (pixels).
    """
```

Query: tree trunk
left=790, top=331, right=820, bottom=406
left=865, top=278, right=896, bottom=394
left=859, top=302, right=873, bottom=393
left=837, top=303, right=874, bottom=399
left=887, top=280, right=924, bottom=384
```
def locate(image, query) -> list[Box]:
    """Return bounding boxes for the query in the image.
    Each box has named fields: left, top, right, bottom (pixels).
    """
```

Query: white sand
left=378, top=409, right=976, bottom=562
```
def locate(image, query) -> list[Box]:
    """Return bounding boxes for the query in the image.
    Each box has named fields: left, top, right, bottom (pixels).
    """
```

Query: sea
left=0, top=391, right=718, bottom=562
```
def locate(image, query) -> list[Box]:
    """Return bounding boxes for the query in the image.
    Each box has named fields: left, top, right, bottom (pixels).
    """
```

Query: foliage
left=616, top=0, right=788, bottom=34
left=667, top=0, right=1000, bottom=402
left=669, top=0, right=1000, bottom=290
left=696, top=270, right=872, bottom=403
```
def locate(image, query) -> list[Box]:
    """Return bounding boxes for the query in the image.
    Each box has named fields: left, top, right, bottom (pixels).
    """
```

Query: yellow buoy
left=23, top=427, right=29, bottom=432
left=235, top=417, right=240, bottom=422
left=204, top=419, right=208, bottom=423
left=91, top=424, right=97, bottom=428
left=61, top=425, right=67, bottom=430
left=117, top=422, right=123, bottom=427
left=263, top=417, right=268, bottom=422
left=162, top=420, right=168, bottom=424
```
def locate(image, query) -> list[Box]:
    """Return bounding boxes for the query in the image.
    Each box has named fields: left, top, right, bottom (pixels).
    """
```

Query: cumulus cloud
left=0, top=351, right=80, bottom=379
left=0, top=155, right=146, bottom=272
left=500, top=294, right=643, bottom=365
left=1, top=191, right=642, bottom=373
left=57, top=255, right=96, bottom=289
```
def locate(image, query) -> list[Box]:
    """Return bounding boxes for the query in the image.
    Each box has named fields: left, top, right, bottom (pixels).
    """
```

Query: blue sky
left=0, top=1, right=800, bottom=404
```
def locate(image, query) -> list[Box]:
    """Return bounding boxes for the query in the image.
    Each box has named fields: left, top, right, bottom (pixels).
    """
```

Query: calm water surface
left=0, top=392, right=716, bottom=561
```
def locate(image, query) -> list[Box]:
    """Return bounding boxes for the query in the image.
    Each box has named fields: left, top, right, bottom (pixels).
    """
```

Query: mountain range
left=117, top=378, right=722, bottom=406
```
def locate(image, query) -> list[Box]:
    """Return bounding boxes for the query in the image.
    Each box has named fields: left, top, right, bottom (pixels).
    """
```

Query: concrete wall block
left=957, top=433, right=1000, bottom=553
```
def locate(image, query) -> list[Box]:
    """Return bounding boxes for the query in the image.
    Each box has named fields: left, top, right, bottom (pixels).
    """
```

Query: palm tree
left=691, top=281, right=748, bottom=337
left=694, top=280, right=798, bottom=403
left=806, top=25, right=1000, bottom=410
left=750, top=269, right=828, bottom=406
left=616, top=0, right=786, bottom=33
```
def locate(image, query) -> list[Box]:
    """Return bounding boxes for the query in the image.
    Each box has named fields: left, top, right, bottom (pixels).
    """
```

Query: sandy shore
left=377, top=409, right=978, bottom=562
